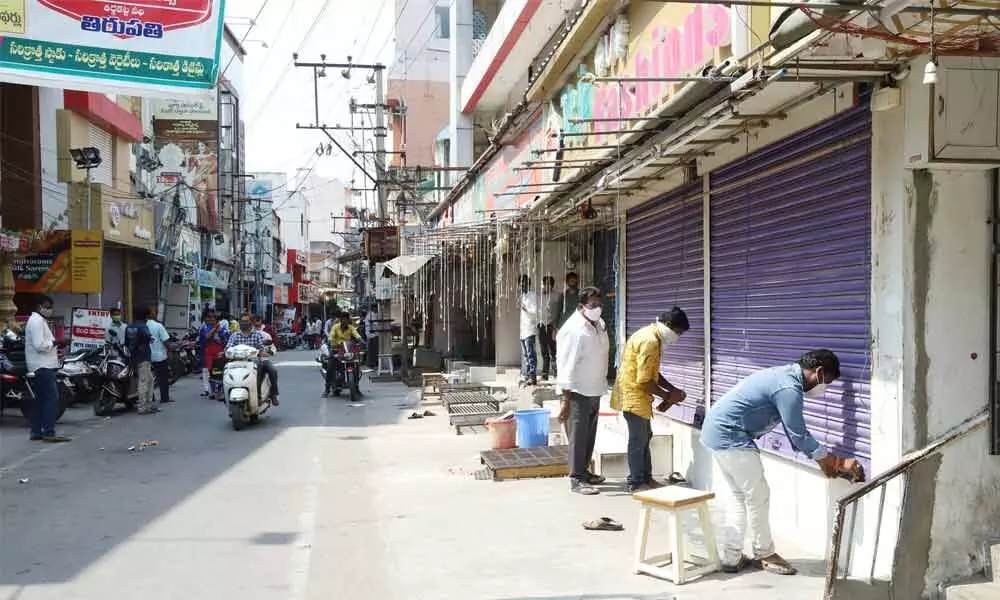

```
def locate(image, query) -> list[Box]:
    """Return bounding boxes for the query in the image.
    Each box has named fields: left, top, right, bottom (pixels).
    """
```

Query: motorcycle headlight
left=344, top=352, right=353, bottom=360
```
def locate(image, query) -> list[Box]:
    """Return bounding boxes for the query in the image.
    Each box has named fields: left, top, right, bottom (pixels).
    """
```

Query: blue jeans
left=30, top=367, right=59, bottom=438
left=520, top=335, right=537, bottom=378
left=624, top=410, right=653, bottom=488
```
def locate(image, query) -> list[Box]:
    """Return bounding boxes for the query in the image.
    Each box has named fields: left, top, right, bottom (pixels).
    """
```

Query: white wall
left=38, top=87, right=68, bottom=228
left=392, top=0, right=450, bottom=82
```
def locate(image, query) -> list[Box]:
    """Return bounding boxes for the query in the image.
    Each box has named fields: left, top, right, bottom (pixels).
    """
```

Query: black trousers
left=536, top=324, right=556, bottom=376
left=325, top=356, right=344, bottom=391
left=152, top=360, right=171, bottom=403
left=258, top=359, right=278, bottom=396
left=568, top=393, right=601, bottom=481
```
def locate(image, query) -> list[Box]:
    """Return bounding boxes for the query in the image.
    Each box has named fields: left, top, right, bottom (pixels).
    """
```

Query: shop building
left=425, top=0, right=1000, bottom=596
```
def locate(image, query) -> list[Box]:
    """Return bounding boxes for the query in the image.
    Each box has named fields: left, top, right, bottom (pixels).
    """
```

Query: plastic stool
left=632, top=486, right=720, bottom=584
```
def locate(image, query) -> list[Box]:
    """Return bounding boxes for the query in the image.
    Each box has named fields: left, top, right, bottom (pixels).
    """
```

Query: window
left=434, top=6, right=450, bottom=39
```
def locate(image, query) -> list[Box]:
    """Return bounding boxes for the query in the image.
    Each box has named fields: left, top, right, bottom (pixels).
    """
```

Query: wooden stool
left=632, top=486, right=720, bottom=584
left=421, top=372, right=444, bottom=405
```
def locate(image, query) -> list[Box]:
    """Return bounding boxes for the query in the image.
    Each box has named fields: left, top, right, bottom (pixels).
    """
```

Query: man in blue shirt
left=145, top=306, right=172, bottom=405
left=701, top=349, right=864, bottom=575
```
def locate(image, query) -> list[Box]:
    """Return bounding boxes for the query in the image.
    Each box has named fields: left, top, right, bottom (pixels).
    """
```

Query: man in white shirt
left=537, top=275, right=558, bottom=381
left=24, top=296, right=70, bottom=442
left=556, top=286, right=610, bottom=495
left=518, top=275, right=539, bottom=385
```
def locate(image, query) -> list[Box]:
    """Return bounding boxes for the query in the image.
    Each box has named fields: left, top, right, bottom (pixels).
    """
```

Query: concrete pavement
left=0, top=350, right=827, bottom=599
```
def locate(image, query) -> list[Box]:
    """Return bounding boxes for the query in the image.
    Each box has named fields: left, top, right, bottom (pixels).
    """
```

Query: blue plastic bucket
left=515, top=408, right=550, bottom=448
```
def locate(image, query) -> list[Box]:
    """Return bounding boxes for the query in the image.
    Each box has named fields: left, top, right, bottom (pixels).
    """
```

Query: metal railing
left=824, top=408, right=990, bottom=598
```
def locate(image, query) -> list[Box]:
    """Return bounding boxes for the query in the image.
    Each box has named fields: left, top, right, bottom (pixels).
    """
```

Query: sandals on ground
left=582, top=517, right=624, bottom=531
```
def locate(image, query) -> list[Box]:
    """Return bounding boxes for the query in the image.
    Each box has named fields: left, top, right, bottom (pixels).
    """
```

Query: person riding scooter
left=226, top=317, right=280, bottom=405
left=322, top=312, right=364, bottom=398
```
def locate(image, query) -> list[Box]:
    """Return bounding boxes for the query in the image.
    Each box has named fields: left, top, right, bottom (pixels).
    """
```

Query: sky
left=224, top=0, right=395, bottom=190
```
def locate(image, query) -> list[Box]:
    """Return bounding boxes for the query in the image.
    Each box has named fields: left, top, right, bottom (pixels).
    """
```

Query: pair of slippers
left=582, top=517, right=624, bottom=531
left=408, top=410, right=436, bottom=419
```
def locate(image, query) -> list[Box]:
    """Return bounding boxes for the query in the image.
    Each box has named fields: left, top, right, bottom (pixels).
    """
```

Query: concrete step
left=945, top=578, right=1000, bottom=600
left=992, top=542, right=1000, bottom=583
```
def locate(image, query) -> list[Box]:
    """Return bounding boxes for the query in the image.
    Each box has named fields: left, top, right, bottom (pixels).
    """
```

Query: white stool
left=632, top=486, right=720, bottom=584
left=376, top=353, right=395, bottom=376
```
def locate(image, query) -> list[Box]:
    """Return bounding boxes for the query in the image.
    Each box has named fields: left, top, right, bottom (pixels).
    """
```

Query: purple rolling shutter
left=626, top=180, right=704, bottom=426
left=709, top=99, right=872, bottom=469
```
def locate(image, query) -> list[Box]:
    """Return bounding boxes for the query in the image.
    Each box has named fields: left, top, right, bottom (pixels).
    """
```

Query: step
left=945, top=580, right=1000, bottom=600
left=992, top=543, right=1000, bottom=583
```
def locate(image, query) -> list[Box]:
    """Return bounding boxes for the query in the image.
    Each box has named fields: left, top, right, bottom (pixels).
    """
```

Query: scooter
left=223, top=341, right=275, bottom=430
left=59, top=346, right=104, bottom=405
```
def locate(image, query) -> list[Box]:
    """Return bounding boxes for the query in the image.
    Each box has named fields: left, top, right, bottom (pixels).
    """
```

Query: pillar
left=449, top=0, right=474, bottom=183
left=0, top=257, right=16, bottom=328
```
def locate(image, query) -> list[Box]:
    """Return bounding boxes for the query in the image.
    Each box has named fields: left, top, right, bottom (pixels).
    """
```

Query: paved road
left=0, top=350, right=826, bottom=600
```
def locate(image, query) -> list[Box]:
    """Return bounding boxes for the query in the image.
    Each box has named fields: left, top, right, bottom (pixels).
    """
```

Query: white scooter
left=222, top=338, right=275, bottom=430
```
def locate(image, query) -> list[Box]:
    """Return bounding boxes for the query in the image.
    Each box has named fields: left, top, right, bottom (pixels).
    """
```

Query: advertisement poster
left=0, top=1, right=225, bottom=96
left=70, top=228, right=102, bottom=293
left=70, top=307, right=110, bottom=352
left=152, top=97, right=219, bottom=231
left=11, top=230, right=72, bottom=293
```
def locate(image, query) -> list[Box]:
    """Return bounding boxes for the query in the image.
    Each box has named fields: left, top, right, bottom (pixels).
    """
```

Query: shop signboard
left=178, top=227, right=201, bottom=266
left=152, top=96, right=219, bottom=231
left=103, top=198, right=154, bottom=250
left=69, top=307, right=110, bottom=353
left=196, top=268, right=217, bottom=288
left=70, top=228, right=102, bottom=293
left=11, top=230, right=72, bottom=293
left=273, top=285, right=288, bottom=305
left=363, top=226, right=400, bottom=261
left=0, top=1, right=225, bottom=96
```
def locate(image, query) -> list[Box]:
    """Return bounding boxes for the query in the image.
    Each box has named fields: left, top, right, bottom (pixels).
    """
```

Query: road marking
left=289, top=393, right=325, bottom=598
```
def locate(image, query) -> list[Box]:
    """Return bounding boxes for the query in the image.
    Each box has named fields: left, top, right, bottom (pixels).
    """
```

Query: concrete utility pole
left=292, top=55, right=397, bottom=376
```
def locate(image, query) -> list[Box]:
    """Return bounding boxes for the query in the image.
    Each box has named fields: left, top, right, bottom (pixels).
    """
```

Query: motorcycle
left=276, top=329, right=298, bottom=351
left=317, top=341, right=364, bottom=402
left=59, top=346, right=104, bottom=405
left=0, top=329, right=71, bottom=422
left=93, top=341, right=140, bottom=416
left=223, top=341, right=275, bottom=430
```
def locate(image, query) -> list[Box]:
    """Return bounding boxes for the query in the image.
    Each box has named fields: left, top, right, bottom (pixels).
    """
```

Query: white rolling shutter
left=86, top=124, right=113, bottom=186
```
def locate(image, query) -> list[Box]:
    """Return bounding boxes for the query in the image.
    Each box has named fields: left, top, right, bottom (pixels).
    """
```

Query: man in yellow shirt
left=323, top=312, right=365, bottom=397
left=612, top=306, right=689, bottom=492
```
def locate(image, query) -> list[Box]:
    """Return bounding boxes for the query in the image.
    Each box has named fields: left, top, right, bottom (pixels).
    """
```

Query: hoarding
left=70, top=229, right=102, bottom=293
left=0, top=1, right=225, bottom=96
left=11, top=230, right=72, bottom=293
left=70, top=307, right=111, bottom=352
left=152, top=96, right=219, bottom=230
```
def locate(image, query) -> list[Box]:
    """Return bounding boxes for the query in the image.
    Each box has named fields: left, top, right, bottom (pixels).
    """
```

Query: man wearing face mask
left=106, top=307, right=127, bottom=346
left=612, top=307, right=690, bottom=492
left=556, top=272, right=580, bottom=331
left=518, top=275, right=539, bottom=386
left=556, top=286, right=610, bottom=495
left=24, top=296, right=70, bottom=442
left=226, top=317, right=280, bottom=405
left=701, top=349, right=865, bottom=576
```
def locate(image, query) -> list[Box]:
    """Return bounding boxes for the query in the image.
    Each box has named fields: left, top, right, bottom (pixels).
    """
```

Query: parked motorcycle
left=276, top=329, right=298, bottom=351
left=93, top=341, right=140, bottom=417
left=59, top=346, right=104, bottom=405
left=223, top=342, right=275, bottom=430
left=0, top=329, right=71, bottom=421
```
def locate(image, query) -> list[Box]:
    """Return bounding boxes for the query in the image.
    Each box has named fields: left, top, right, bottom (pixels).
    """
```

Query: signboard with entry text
left=0, top=1, right=225, bottom=96
left=70, top=307, right=110, bottom=353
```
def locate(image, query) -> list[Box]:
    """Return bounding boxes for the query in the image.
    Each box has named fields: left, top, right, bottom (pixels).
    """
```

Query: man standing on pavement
left=556, top=286, right=610, bottom=495
left=145, top=305, right=172, bottom=404
left=537, top=275, right=558, bottom=381
left=555, top=272, right=580, bottom=330
left=701, top=349, right=865, bottom=575
left=518, top=275, right=539, bottom=385
left=126, top=315, right=156, bottom=415
left=612, top=307, right=690, bottom=492
left=24, top=296, right=70, bottom=442
left=106, top=307, right=126, bottom=345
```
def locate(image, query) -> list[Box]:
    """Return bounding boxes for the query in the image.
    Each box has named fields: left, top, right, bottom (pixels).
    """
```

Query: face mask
left=805, top=383, right=827, bottom=399
left=656, top=322, right=679, bottom=346
left=239, top=323, right=252, bottom=333
left=582, top=306, right=602, bottom=321
left=111, top=316, right=121, bottom=324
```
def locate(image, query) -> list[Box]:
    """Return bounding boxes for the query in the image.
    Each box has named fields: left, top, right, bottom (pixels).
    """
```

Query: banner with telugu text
left=70, top=228, right=102, bottom=294
left=0, top=0, right=225, bottom=96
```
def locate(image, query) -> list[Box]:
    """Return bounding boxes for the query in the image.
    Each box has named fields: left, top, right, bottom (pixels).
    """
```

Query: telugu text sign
left=0, top=1, right=224, bottom=96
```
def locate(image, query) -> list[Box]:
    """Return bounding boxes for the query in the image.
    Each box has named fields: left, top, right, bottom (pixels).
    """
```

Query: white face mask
left=656, top=322, right=679, bottom=346
left=804, top=383, right=827, bottom=399
left=582, top=306, right=602, bottom=321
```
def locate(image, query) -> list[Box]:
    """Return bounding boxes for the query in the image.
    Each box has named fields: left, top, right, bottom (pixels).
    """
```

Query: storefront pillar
left=0, top=257, right=16, bottom=326
left=123, top=250, right=134, bottom=321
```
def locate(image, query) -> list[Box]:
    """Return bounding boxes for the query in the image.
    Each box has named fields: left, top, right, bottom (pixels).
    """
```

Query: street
left=0, top=351, right=826, bottom=600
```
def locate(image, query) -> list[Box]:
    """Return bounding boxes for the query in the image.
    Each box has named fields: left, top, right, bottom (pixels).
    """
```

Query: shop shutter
left=625, top=180, right=704, bottom=426
left=86, top=124, right=113, bottom=186
left=709, top=97, right=872, bottom=467
left=101, top=248, right=124, bottom=308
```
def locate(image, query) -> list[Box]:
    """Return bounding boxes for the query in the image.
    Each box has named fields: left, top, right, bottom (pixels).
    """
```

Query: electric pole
left=293, top=55, right=397, bottom=377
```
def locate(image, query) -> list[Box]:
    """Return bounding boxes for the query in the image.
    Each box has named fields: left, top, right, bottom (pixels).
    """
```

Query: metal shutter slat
left=626, top=180, right=705, bottom=426
left=709, top=104, right=872, bottom=468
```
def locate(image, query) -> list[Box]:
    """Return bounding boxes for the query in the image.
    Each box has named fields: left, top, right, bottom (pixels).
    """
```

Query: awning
left=382, top=255, right=434, bottom=277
